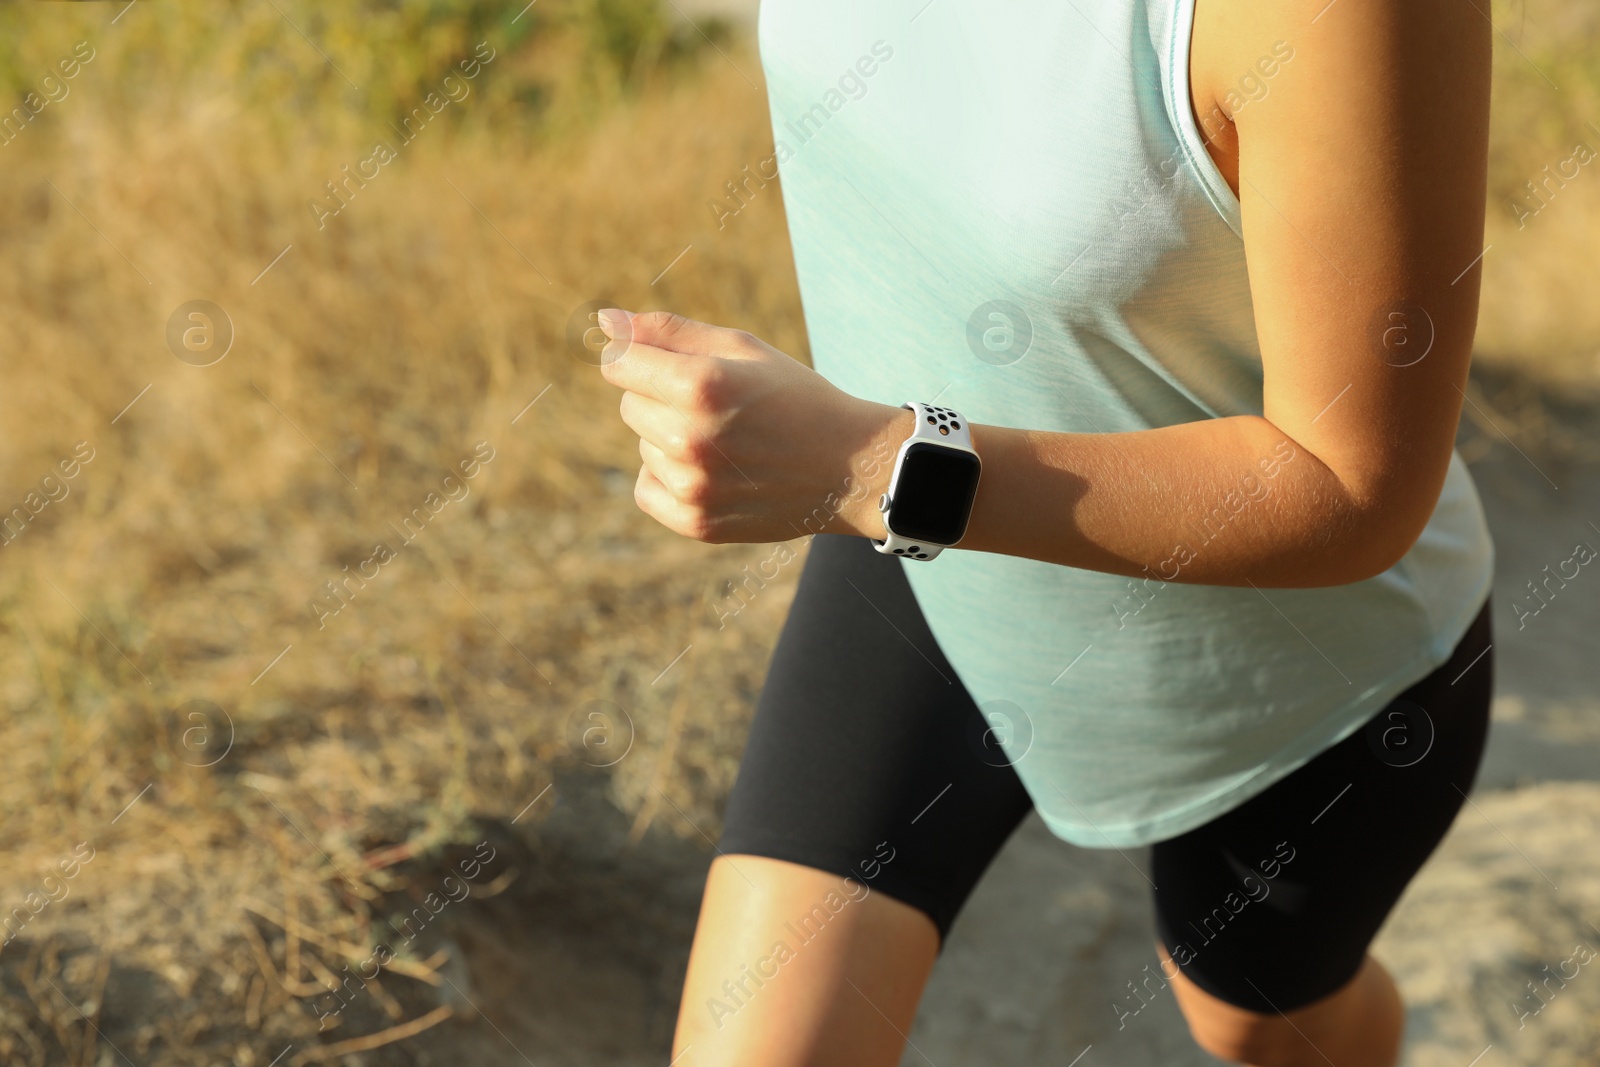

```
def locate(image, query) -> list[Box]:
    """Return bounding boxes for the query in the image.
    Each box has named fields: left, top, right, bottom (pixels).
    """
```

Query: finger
left=640, top=437, right=705, bottom=503
left=619, top=390, right=695, bottom=460
left=639, top=436, right=674, bottom=475
left=597, top=333, right=708, bottom=404
left=635, top=461, right=715, bottom=542
left=603, top=309, right=760, bottom=360
left=633, top=461, right=680, bottom=526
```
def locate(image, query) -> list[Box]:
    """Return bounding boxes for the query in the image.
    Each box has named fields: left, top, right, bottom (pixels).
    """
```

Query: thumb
left=599, top=309, right=758, bottom=360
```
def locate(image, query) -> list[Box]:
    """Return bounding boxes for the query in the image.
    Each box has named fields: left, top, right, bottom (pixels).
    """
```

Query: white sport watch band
left=872, top=402, right=981, bottom=561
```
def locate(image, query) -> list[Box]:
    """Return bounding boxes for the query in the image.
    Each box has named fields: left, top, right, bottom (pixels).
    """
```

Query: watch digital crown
left=872, top=402, right=982, bottom=561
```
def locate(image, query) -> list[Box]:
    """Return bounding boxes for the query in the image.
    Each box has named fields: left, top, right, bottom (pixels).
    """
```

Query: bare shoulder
left=1187, top=0, right=1491, bottom=201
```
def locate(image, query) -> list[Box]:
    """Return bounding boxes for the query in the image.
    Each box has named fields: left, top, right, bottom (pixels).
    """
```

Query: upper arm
left=1195, top=0, right=1493, bottom=565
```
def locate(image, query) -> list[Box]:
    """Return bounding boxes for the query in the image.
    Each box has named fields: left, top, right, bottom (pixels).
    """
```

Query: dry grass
left=1475, top=0, right=1600, bottom=389
left=0, top=0, right=1595, bottom=1062
left=0, top=3, right=797, bottom=1061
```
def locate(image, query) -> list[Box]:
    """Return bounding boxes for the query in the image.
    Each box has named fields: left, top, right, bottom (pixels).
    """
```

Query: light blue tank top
left=756, top=0, right=1494, bottom=847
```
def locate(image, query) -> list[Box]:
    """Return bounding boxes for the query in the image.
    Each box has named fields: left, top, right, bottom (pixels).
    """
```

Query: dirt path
left=430, top=380, right=1600, bottom=1067
left=902, top=402, right=1600, bottom=1065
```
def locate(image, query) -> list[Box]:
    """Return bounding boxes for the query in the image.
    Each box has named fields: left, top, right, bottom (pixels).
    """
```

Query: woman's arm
left=600, top=0, right=1491, bottom=590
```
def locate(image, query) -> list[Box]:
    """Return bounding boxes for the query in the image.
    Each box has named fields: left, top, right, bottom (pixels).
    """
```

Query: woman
left=599, top=0, right=1494, bottom=1062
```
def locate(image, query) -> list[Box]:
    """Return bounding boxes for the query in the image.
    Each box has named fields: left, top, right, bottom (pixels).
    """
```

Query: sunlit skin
left=600, top=0, right=1492, bottom=1062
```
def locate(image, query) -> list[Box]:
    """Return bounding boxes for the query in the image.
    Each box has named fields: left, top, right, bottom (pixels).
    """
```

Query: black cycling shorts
left=717, top=532, right=1494, bottom=1014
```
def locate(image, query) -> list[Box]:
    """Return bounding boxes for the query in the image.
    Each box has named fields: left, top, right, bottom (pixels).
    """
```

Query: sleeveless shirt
left=754, top=0, right=1495, bottom=847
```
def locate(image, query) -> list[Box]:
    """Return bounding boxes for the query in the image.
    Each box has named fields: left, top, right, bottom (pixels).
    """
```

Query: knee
left=1183, top=1011, right=1305, bottom=1066
left=1173, top=954, right=1403, bottom=1065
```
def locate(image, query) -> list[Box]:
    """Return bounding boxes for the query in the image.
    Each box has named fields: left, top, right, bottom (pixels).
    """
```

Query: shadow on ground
left=419, top=362, right=1600, bottom=1066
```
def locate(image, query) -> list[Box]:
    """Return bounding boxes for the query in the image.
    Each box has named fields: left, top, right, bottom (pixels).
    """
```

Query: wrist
left=832, top=402, right=916, bottom=540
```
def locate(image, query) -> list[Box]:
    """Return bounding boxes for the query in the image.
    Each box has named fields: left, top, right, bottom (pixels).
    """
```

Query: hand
left=596, top=309, right=913, bottom=545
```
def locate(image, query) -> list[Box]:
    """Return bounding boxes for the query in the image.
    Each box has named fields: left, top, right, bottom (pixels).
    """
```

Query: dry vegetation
left=0, top=2, right=800, bottom=1061
left=0, top=0, right=1594, bottom=1063
left=1468, top=1, right=1600, bottom=469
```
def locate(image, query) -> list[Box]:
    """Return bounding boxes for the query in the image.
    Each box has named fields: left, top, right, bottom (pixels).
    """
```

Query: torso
left=754, top=0, right=1495, bottom=847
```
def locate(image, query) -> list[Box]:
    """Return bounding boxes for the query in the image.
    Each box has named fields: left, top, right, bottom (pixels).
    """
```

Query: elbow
left=1349, top=521, right=1421, bottom=584
left=1318, top=489, right=1431, bottom=587
left=1262, top=427, right=1447, bottom=588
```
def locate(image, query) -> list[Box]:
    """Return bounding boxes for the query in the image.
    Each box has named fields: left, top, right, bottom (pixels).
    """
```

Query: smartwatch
left=872, top=402, right=983, bottom=561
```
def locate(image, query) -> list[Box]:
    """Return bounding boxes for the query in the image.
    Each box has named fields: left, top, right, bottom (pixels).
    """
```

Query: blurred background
left=0, top=1, right=1596, bottom=1064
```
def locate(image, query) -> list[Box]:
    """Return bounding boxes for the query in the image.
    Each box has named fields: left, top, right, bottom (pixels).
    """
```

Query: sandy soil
left=384, top=371, right=1600, bottom=1066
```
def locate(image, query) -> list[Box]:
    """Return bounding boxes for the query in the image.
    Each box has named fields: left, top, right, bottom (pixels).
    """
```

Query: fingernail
left=597, top=307, right=629, bottom=333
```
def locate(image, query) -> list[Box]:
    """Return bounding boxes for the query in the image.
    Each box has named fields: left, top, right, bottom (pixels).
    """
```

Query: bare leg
left=671, top=855, right=941, bottom=1067
left=1159, top=940, right=1405, bottom=1066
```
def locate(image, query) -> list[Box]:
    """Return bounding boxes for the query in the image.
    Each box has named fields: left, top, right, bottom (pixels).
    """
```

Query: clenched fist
left=596, top=309, right=911, bottom=544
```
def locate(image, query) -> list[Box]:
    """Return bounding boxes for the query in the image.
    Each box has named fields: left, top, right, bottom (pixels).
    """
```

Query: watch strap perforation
left=871, top=401, right=979, bottom=561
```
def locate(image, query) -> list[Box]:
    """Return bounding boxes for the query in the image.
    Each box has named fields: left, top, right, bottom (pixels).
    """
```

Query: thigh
left=672, top=853, right=939, bottom=1067
left=1149, top=596, right=1494, bottom=1014
left=676, top=533, right=1035, bottom=1064
left=717, top=532, right=1036, bottom=942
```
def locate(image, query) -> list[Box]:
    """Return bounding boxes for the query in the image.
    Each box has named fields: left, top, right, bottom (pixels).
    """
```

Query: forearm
left=837, top=404, right=1403, bottom=589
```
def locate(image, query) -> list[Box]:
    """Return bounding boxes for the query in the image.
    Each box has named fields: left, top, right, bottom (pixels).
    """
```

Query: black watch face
left=886, top=442, right=982, bottom=545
